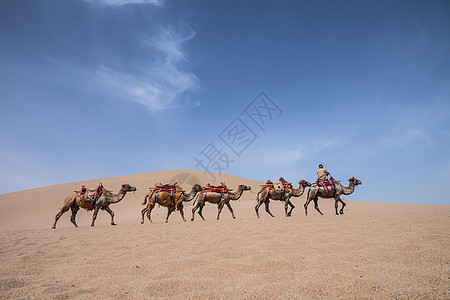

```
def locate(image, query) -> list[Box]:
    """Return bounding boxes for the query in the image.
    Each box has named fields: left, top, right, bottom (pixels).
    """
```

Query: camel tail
left=192, top=193, right=200, bottom=206
left=142, top=194, right=148, bottom=206
left=255, top=191, right=261, bottom=202
left=183, top=193, right=195, bottom=202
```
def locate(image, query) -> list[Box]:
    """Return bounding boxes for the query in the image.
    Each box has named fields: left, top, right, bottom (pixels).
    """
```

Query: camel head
left=298, top=180, right=312, bottom=187
left=348, top=177, right=362, bottom=186
left=121, top=184, right=137, bottom=192
left=238, top=185, right=252, bottom=191
left=192, top=183, right=203, bottom=192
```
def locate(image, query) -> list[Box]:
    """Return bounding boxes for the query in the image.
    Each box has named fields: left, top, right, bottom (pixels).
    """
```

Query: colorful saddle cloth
left=155, top=184, right=177, bottom=193
left=82, top=191, right=96, bottom=202
left=210, top=185, right=228, bottom=193
left=317, top=180, right=335, bottom=194
left=274, top=182, right=284, bottom=192
left=265, top=181, right=274, bottom=189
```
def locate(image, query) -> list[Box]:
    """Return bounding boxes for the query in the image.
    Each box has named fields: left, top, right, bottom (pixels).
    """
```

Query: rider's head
left=279, top=177, right=285, bottom=181
left=318, top=164, right=323, bottom=169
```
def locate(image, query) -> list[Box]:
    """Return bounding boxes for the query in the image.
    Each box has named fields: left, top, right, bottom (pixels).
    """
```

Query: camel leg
left=255, top=199, right=262, bottom=218
left=284, top=199, right=289, bottom=216
left=91, top=207, right=100, bottom=227
left=217, top=202, right=225, bottom=220
left=102, top=206, right=116, bottom=225
left=304, top=198, right=313, bottom=216
left=198, top=204, right=206, bottom=221
left=165, top=206, right=175, bottom=223
left=179, top=207, right=186, bottom=222
left=313, top=198, right=324, bottom=215
left=264, top=200, right=275, bottom=217
left=286, top=200, right=295, bottom=217
left=52, top=195, right=76, bottom=229
left=141, top=207, right=148, bottom=224
left=226, top=202, right=236, bottom=219
left=52, top=207, right=69, bottom=229
left=284, top=196, right=295, bottom=217
left=191, top=202, right=200, bottom=221
left=255, top=194, right=265, bottom=218
left=70, top=204, right=79, bottom=227
left=334, top=198, right=339, bottom=215
left=146, top=203, right=155, bottom=224
left=337, top=196, right=346, bottom=215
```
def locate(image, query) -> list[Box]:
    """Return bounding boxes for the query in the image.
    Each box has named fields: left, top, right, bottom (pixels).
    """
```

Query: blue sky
left=1, top=0, right=449, bottom=204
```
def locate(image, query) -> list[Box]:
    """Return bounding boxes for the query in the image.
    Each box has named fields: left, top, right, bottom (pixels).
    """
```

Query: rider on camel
left=317, top=164, right=335, bottom=193
left=317, top=164, right=330, bottom=182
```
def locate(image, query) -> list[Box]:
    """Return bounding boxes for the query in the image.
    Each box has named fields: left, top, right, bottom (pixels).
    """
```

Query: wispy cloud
left=87, top=0, right=164, bottom=6
left=383, top=128, right=434, bottom=148
left=312, top=136, right=349, bottom=152
left=96, top=26, right=198, bottom=112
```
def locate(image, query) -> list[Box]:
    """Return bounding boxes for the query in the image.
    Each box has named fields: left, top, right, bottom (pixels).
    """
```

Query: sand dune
left=0, top=170, right=449, bottom=299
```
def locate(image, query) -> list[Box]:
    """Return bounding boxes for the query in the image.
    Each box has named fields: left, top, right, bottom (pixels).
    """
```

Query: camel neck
left=230, top=187, right=244, bottom=200
left=185, top=187, right=200, bottom=202
left=342, top=182, right=355, bottom=195
left=111, top=189, right=127, bottom=203
left=291, top=183, right=305, bottom=196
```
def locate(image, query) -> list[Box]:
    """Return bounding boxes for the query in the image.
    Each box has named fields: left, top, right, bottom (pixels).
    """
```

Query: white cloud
left=383, top=128, right=434, bottom=148
left=312, top=136, right=348, bottom=152
left=88, top=0, right=164, bottom=6
left=96, top=27, right=198, bottom=112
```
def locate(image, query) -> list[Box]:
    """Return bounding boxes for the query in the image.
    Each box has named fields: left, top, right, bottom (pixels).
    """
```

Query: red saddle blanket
left=210, top=186, right=228, bottom=193
left=156, top=185, right=177, bottom=193
left=317, top=180, right=335, bottom=193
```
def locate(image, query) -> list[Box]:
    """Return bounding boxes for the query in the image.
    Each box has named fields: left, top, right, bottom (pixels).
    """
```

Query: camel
left=304, top=177, right=362, bottom=215
left=255, top=180, right=311, bottom=218
left=52, top=184, right=137, bottom=229
left=191, top=185, right=252, bottom=221
left=142, top=184, right=203, bottom=223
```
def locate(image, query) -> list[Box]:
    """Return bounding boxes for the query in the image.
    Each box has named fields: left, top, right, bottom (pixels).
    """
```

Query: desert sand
left=0, top=170, right=449, bottom=299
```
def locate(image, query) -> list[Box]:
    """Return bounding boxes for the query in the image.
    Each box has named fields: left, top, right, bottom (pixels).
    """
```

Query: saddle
left=209, top=185, right=228, bottom=193
left=266, top=182, right=274, bottom=189
left=317, top=179, right=335, bottom=194
left=260, top=180, right=274, bottom=188
left=78, top=190, right=96, bottom=202
left=274, top=182, right=284, bottom=192
left=155, top=184, right=177, bottom=193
